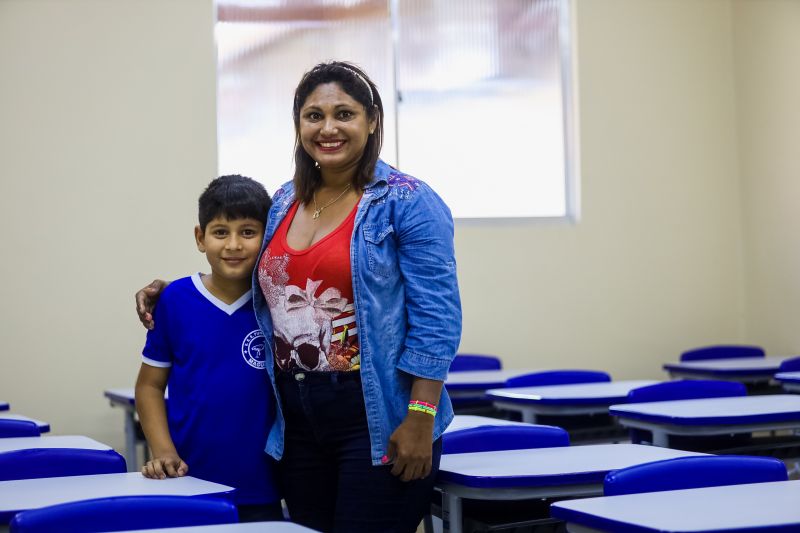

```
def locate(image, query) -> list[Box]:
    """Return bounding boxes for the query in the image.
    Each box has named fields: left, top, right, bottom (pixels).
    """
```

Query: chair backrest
left=0, top=448, right=127, bottom=481
left=779, top=356, right=800, bottom=372
left=627, top=380, right=747, bottom=404
left=0, top=419, right=40, bottom=438
left=449, top=354, right=502, bottom=372
left=9, top=495, right=238, bottom=532
left=505, top=370, right=611, bottom=388
left=680, top=344, right=765, bottom=362
left=442, top=424, right=569, bottom=454
left=604, top=455, right=788, bottom=496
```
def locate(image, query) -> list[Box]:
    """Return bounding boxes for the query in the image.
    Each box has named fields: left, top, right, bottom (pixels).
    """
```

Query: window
left=216, top=0, right=577, bottom=219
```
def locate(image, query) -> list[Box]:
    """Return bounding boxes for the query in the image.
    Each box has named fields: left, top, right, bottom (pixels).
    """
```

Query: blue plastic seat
left=505, top=370, right=611, bottom=388
left=0, top=448, right=126, bottom=481
left=779, top=356, right=800, bottom=372
left=449, top=354, right=502, bottom=372
left=9, top=495, right=238, bottom=532
left=604, top=455, right=788, bottom=496
left=627, top=379, right=747, bottom=404
left=680, top=344, right=765, bottom=362
left=442, top=424, right=569, bottom=455
left=0, top=419, right=40, bottom=438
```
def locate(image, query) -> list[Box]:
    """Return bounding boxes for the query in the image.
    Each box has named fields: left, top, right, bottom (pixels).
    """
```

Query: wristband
left=408, top=401, right=437, bottom=417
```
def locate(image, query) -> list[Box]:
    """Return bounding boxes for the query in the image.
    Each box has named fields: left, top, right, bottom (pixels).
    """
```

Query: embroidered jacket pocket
left=362, top=223, right=397, bottom=277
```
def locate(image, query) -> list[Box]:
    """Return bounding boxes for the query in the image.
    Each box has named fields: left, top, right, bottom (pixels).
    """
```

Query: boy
left=135, top=174, right=281, bottom=521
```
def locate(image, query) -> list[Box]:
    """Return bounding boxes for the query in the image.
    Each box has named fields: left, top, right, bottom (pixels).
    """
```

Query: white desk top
left=115, top=523, right=315, bottom=532
left=0, top=414, right=50, bottom=431
left=610, top=394, right=800, bottom=425
left=444, top=415, right=531, bottom=434
left=0, top=473, right=233, bottom=522
left=0, top=435, right=112, bottom=453
left=445, top=369, right=539, bottom=389
left=551, top=480, right=800, bottom=532
left=776, top=371, right=800, bottom=383
left=438, top=444, right=704, bottom=489
left=664, top=356, right=789, bottom=372
left=486, top=380, right=657, bottom=405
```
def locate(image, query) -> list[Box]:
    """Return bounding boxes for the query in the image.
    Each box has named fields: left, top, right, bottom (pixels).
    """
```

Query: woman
left=137, top=61, right=461, bottom=532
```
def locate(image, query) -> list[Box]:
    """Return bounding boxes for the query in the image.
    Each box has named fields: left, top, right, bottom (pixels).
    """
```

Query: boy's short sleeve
left=142, top=297, right=172, bottom=368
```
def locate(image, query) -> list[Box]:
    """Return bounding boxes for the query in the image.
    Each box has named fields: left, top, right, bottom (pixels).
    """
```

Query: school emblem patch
left=241, top=329, right=267, bottom=369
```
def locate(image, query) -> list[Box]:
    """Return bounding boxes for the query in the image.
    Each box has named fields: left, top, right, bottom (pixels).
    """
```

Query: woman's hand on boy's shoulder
left=135, top=279, right=170, bottom=330
left=141, top=453, right=189, bottom=479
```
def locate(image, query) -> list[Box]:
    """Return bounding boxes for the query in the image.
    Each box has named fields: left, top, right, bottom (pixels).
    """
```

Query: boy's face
left=195, top=217, right=264, bottom=283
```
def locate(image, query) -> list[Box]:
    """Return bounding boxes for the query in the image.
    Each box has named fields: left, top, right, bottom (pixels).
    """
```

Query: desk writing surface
left=115, top=523, right=315, bottom=532
left=0, top=435, right=111, bottom=453
left=663, top=356, right=789, bottom=375
left=609, top=394, right=800, bottom=425
left=444, top=415, right=530, bottom=434
left=438, top=444, right=705, bottom=488
left=551, top=480, right=800, bottom=533
left=485, top=380, right=657, bottom=405
left=776, top=371, right=800, bottom=383
left=0, top=473, right=233, bottom=522
left=0, top=414, right=50, bottom=432
left=445, top=369, right=538, bottom=390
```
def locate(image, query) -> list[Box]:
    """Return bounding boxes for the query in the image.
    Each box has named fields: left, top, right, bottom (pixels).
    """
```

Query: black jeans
left=276, top=370, right=442, bottom=533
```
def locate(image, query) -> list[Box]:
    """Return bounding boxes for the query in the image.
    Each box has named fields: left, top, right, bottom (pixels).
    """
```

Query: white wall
left=732, top=0, right=800, bottom=354
left=0, top=0, right=218, bottom=450
left=0, top=0, right=791, bottom=455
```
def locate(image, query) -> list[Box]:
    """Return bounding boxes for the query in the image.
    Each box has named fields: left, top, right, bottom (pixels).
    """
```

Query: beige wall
left=0, top=0, right=792, bottom=455
left=732, top=0, right=800, bottom=354
left=0, top=0, right=217, bottom=449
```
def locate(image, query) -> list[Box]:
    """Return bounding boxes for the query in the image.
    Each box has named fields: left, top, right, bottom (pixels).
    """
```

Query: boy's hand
left=142, top=454, right=188, bottom=479
left=135, top=279, right=169, bottom=330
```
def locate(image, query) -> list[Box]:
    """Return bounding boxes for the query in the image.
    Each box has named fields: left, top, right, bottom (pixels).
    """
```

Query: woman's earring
left=314, top=161, right=320, bottom=168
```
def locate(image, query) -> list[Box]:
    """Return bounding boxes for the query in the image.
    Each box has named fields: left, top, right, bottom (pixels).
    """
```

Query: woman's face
left=298, top=82, right=377, bottom=175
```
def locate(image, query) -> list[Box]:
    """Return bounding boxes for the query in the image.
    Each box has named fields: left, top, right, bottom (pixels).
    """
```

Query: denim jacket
left=252, top=159, right=462, bottom=465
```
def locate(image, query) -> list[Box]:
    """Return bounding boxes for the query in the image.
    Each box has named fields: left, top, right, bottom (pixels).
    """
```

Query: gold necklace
left=312, top=184, right=352, bottom=220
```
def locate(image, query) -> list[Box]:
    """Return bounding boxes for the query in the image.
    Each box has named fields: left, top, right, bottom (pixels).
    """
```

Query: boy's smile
left=195, top=216, right=264, bottom=302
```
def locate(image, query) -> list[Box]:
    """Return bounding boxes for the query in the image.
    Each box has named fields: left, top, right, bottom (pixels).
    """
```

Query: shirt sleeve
left=142, top=295, right=173, bottom=368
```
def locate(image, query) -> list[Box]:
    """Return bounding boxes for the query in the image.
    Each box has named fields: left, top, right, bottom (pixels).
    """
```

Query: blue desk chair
left=504, top=369, right=611, bottom=388
left=625, top=380, right=747, bottom=446
left=429, top=425, right=570, bottom=533
left=779, top=356, right=800, bottom=372
left=0, top=448, right=126, bottom=481
left=604, top=455, right=788, bottom=496
left=449, top=354, right=502, bottom=372
left=680, top=344, right=765, bottom=361
left=9, top=495, right=238, bottom=533
left=443, top=424, right=570, bottom=455
left=0, top=420, right=40, bottom=438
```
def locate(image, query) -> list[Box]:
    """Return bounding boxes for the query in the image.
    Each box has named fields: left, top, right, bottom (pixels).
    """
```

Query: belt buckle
left=294, top=372, right=306, bottom=382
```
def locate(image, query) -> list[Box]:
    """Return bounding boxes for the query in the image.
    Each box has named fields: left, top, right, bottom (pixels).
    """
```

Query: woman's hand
left=142, top=453, right=189, bottom=479
left=386, top=410, right=434, bottom=482
left=135, top=279, right=169, bottom=330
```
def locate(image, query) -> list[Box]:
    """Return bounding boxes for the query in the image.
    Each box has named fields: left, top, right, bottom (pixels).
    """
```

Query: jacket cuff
left=397, top=349, right=452, bottom=382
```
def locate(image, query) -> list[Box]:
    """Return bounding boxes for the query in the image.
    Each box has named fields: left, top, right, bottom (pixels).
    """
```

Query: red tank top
left=257, top=201, right=360, bottom=372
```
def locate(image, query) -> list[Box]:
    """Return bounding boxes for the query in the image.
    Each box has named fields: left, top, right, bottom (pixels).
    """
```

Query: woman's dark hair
left=198, top=174, right=272, bottom=231
left=292, top=61, right=384, bottom=204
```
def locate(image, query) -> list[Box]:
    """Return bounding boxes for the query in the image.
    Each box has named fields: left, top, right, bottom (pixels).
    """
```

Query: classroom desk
left=115, top=523, right=315, bottom=532
left=436, top=444, right=705, bottom=533
left=0, top=414, right=50, bottom=433
left=485, top=380, right=658, bottom=424
left=662, top=356, right=791, bottom=383
left=0, top=435, right=111, bottom=454
left=444, top=415, right=531, bottom=433
left=0, top=473, right=233, bottom=524
left=0, top=402, right=8, bottom=412
left=610, top=394, right=800, bottom=447
left=445, top=369, right=539, bottom=398
left=105, top=388, right=168, bottom=471
left=776, top=371, right=800, bottom=393
left=551, top=480, right=800, bottom=533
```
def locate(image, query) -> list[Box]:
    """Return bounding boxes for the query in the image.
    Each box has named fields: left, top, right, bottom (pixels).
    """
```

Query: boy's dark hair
left=198, top=175, right=272, bottom=231
left=292, top=61, right=384, bottom=204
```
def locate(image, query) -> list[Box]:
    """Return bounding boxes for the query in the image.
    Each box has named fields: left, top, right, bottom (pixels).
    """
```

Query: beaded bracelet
left=408, top=400, right=437, bottom=417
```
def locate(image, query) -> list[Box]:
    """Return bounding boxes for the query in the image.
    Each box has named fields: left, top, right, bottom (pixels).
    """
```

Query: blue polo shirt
left=143, top=273, right=278, bottom=504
